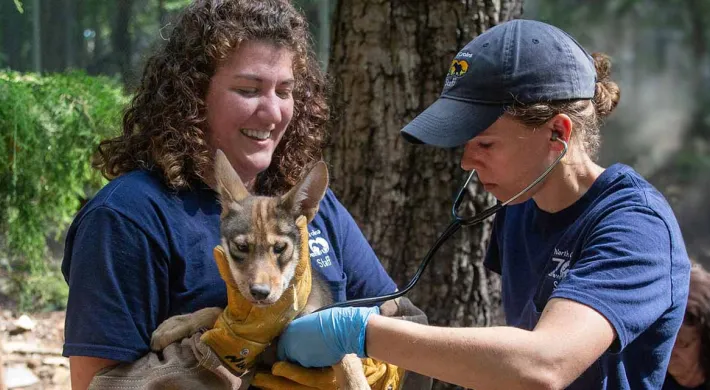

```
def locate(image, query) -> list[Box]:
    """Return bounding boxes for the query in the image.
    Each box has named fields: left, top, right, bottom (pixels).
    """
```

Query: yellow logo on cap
left=448, top=59, right=469, bottom=77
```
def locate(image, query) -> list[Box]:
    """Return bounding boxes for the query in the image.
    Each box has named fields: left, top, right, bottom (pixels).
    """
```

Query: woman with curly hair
left=665, top=262, right=710, bottom=389
left=60, top=1, right=424, bottom=389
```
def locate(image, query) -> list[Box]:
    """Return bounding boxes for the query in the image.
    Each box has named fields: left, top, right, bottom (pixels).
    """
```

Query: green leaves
left=0, top=70, right=127, bottom=310
left=12, top=0, right=23, bottom=13
left=164, top=0, right=192, bottom=12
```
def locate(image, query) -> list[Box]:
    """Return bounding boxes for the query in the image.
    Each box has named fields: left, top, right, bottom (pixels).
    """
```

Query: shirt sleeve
left=326, top=192, right=397, bottom=300
left=550, top=205, right=673, bottom=352
left=62, top=206, right=170, bottom=362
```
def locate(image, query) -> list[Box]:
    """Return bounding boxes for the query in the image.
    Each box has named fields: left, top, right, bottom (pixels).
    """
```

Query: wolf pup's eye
left=273, top=243, right=286, bottom=254
left=235, top=243, right=249, bottom=252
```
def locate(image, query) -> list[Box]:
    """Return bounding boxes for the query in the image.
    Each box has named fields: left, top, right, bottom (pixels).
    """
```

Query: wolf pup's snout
left=249, top=284, right=271, bottom=301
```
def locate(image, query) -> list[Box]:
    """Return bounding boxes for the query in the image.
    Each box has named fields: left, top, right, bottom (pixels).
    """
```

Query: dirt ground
left=1, top=310, right=70, bottom=390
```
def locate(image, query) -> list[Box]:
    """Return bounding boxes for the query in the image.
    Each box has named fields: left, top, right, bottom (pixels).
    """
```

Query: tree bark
left=326, top=1, right=522, bottom=387
left=65, top=0, right=76, bottom=69
left=32, top=0, right=41, bottom=72
left=112, top=0, right=134, bottom=84
left=40, top=1, right=67, bottom=72
left=0, top=0, right=28, bottom=70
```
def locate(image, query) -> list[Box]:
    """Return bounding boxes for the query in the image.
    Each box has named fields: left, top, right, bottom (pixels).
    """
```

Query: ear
left=548, top=114, right=572, bottom=152
left=281, top=161, right=329, bottom=222
left=213, top=149, right=250, bottom=204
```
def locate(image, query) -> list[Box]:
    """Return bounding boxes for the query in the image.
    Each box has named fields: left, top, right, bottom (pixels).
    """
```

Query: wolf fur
left=151, top=150, right=369, bottom=389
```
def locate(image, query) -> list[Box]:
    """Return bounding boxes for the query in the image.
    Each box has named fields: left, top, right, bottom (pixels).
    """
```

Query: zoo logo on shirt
left=548, top=248, right=572, bottom=289
left=308, top=228, right=333, bottom=268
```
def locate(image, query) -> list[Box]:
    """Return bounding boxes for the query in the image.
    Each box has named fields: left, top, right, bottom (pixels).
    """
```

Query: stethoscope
left=316, top=135, right=568, bottom=311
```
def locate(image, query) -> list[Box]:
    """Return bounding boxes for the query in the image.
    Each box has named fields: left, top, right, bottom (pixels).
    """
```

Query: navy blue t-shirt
left=485, top=164, right=690, bottom=389
left=62, top=169, right=396, bottom=362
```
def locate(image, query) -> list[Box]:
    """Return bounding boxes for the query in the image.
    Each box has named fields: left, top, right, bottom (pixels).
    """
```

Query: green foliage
left=164, top=0, right=192, bottom=12
left=0, top=70, right=127, bottom=311
left=13, top=0, right=23, bottom=14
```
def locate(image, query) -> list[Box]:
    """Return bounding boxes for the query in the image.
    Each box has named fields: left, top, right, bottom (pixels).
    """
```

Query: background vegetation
left=0, top=70, right=127, bottom=310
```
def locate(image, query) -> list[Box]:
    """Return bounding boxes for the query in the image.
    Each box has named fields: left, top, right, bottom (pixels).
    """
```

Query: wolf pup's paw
left=150, top=307, right=223, bottom=351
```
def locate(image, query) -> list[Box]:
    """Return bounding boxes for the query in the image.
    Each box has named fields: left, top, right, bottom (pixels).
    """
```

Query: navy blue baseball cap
left=401, top=19, right=596, bottom=148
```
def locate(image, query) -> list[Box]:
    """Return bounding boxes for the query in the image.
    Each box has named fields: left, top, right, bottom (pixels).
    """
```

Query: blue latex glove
left=277, top=306, right=380, bottom=368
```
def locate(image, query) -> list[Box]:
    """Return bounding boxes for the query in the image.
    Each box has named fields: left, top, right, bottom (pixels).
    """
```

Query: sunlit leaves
left=0, top=70, right=127, bottom=310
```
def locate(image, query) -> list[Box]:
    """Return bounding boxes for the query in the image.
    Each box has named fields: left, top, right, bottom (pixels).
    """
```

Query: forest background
left=1, top=1, right=708, bottom=387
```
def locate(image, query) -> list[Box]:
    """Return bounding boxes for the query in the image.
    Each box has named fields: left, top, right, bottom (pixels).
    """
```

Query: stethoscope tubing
left=315, top=138, right=568, bottom=311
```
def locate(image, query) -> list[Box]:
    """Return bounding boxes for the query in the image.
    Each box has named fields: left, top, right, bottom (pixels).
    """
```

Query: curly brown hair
left=505, top=52, right=621, bottom=160
left=94, top=0, right=329, bottom=195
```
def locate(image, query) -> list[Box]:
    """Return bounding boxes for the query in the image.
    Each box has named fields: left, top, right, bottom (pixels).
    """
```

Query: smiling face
left=460, top=114, right=559, bottom=204
left=206, top=40, right=295, bottom=185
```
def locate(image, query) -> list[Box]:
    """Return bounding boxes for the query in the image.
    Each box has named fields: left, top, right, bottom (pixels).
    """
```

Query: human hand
left=277, top=306, right=380, bottom=368
left=251, top=358, right=404, bottom=390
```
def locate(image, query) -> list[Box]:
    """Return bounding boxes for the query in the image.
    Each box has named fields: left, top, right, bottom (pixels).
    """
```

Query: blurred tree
left=31, top=0, right=39, bottom=71
left=0, top=0, right=191, bottom=87
left=0, top=0, right=29, bottom=70
left=293, top=0, right=334, bottom=68
left=65, top=0, right=76, bottom=68
left=40, top=1, right=73, bottom=72
left=528, top=0, right=710, bottom=263
left=111, top=0, right=134, bottom=84
left=325, top=1, right=521, bottom=387
left=0, top=0, right=333, bottom=83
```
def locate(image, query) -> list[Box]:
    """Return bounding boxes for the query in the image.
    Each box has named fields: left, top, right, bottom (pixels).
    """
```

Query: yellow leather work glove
left=200, top=215, right=312, bottom=374
left=251, top=358, right=405, bottom=390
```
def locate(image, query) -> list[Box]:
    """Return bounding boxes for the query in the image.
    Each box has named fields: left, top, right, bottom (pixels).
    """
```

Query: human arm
left=366, top=297, right=614, bottom=390
left=69, top=357, right=119, bottom=390
left=280, top=203, right=681, bottom=389
left=278, top=297, right=614, bottom=390
left=63, top=206, right=170, bottom=381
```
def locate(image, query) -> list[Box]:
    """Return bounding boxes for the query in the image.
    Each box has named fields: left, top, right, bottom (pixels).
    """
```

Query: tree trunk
left=86, top=3, right=106, bottom=74
left=326, top=1, right=522, bottom=387
left=687, top=0, right=708, bottom=139
left=317, top=0, right=331, bottom=68
left=1, top=0, right=28, bottom=70
left=32, top=0, right=41, bottom=72
left=41, top=1, right=67, bottom=72
left=112, top=0, right=133, bottom=84
left=65, top=0, right=76, bottom=69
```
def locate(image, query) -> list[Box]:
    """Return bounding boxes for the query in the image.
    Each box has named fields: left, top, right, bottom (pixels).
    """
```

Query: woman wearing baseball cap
left=277, top=19, right=690, bottom=389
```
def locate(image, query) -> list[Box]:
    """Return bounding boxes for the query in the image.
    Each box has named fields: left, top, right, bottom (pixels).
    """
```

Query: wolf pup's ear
left=213, top=149, right=250, bottom=206
left=281, top=161, right=329, bottom=222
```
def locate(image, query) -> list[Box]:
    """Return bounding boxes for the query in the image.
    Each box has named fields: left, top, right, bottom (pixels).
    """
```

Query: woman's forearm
left=365, top=315, right=562, bottom=390
left=69, top=356, right=119, bottom=390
